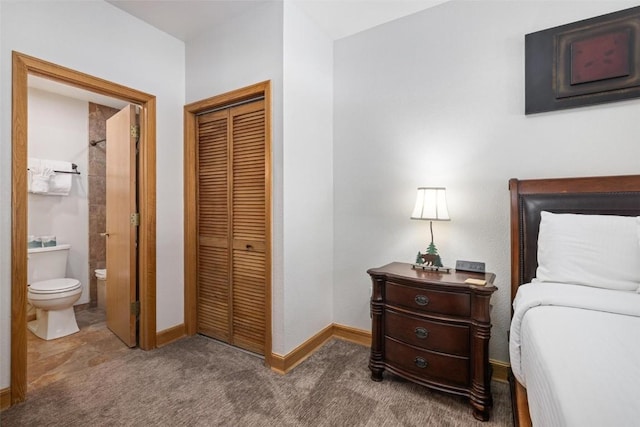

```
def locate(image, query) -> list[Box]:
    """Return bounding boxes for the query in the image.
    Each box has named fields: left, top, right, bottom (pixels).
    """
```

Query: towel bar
left=28, top=163, right=81, bottom=175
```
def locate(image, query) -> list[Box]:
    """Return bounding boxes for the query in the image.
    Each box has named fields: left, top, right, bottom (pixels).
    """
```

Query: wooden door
left=196, top=109, right=230, bottom=342
left=196, top=99, right=266, bottom=355
left=106, top=104, right=138, bottom=347
left=230, top=101, right=266, bottom=354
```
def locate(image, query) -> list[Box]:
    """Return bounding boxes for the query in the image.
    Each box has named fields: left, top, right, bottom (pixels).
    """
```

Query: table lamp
left=411, top=187, right=450, bottom=268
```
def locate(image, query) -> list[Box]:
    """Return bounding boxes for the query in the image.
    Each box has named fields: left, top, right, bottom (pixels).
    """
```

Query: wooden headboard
left=509, top=175, right=640, bottom=303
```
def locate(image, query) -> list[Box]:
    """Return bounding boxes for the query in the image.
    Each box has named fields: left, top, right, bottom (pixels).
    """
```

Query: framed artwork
left=525, top=6, right=640, bottom=114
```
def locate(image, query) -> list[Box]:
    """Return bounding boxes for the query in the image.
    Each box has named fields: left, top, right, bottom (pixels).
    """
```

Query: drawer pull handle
left=414, top=357, right=428, bottom=369
left=415, top=327, right=428, bottom=339
left=414, top=295, right=429, bottom=306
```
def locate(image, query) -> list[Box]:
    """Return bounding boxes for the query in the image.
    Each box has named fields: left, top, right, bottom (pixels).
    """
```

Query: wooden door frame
left=11, top=51, right=157, bottom=405
left=183, top=81, right=272, bottom=367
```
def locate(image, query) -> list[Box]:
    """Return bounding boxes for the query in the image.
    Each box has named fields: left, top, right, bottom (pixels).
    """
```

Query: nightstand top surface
left=367, top=262, right=497, bottom=290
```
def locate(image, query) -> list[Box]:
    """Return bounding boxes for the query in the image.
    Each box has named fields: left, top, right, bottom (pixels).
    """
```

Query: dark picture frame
left=525, top=6, right=640, bottom=114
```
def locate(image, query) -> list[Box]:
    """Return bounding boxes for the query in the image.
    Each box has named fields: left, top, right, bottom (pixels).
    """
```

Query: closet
left=196, top=99, right=267, bottom=355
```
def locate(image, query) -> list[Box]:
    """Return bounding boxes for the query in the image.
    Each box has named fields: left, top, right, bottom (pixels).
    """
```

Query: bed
left=508, top=175, right=640, bottom=427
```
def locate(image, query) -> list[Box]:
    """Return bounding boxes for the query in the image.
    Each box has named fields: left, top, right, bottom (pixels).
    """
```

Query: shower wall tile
left=88, top=177, right=107, bottom=211
left=89, top=204, right=106, bottom=259
left=89, top=151, right=106, bottom=177
left=88, top=103, right=118, bottom=308
left=88, top=272, right=98, bottom=309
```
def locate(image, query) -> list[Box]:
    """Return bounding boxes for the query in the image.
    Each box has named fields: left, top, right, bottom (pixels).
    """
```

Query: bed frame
left=508, top=174, right=640, bottom=427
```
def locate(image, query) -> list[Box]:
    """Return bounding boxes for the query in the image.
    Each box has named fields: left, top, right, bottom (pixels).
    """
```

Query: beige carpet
left=2, top=336, right=512, bottom=426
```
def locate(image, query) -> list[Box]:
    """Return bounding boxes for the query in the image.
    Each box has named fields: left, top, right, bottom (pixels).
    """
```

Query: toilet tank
left=27, top=244, right=71, bottom=284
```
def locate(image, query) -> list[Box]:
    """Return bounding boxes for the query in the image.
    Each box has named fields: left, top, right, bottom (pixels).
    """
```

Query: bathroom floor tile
left=27, top=307, right=131, bottom=393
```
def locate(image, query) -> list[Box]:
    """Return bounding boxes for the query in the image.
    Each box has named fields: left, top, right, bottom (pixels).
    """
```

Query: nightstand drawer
left=386, top=281, right=470, bottom=317
left=384, top=309, right=470, bottom=356
left=385, top=337, right=469, bottom=386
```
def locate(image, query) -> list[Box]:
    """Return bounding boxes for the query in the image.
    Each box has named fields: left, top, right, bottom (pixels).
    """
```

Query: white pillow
left=534, top=211, right=640, bottom=291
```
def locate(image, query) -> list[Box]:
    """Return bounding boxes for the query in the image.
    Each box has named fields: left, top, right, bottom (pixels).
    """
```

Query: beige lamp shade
left=411, top=187, right=450, bottom=221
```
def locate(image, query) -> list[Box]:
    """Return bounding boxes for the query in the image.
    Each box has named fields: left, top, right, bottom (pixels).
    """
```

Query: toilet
left=27, top=244, right=82, bottom=340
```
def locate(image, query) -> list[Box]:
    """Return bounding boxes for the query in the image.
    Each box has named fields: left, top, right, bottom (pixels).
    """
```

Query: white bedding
left=510, top=282, right=640, bottom=426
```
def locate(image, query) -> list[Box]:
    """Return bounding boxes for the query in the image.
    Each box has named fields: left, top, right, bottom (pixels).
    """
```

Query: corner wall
left=333, top=1, right=640, bottom=362
left=283, top=2, right=334, bottom=352
left=186, top=1, right=335, bottom=355
left=185, top=1, right=287, bottom=353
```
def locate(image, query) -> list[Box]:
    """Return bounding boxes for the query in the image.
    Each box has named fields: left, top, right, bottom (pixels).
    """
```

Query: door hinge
left=131, top=301, right=140, bottom=316
left=130, top=125, right=139, bottom=139
left=130, top=213, right=140, bottom=226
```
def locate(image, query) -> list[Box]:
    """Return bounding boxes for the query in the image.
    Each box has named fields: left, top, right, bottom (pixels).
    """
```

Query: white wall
left=333, top=0, right=640, bottom=363
left=0, top=1, right=185, bottom=388
left=283, top=2, right=334, bottom=351
left=28, top=88, right=90, bottom=304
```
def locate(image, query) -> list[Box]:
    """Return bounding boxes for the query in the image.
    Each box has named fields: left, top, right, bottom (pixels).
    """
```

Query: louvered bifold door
left=196, top=110, right=231, bottom=342
left=196, top=99, right=267, bottom=356
left=230, top=100, right=266, bottom=355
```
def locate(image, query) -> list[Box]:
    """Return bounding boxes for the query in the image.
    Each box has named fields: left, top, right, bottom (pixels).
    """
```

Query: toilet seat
left=29, top=278, right=81, bottom=294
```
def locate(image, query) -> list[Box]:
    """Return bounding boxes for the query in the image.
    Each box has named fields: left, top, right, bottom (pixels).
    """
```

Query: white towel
left=27, top=158, right=53, bottom=194
left=46, top=160, right=74, bottom=196
left=27, top=158, right=73, bottom=195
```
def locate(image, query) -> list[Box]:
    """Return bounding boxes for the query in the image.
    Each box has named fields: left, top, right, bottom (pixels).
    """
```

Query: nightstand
left=367, top=262, right=497, bottom=421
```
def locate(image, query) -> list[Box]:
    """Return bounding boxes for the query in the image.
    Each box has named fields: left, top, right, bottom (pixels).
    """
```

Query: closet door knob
left=100, top=232, right=110, bottom=237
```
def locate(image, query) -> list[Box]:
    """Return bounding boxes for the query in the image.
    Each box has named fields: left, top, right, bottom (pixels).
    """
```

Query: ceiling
left=106, top=0, right=449, bottom=41
left=30, top=0, right=448, bottom=105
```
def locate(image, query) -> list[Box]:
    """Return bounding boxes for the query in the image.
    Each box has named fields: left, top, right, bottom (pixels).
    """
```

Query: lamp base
left=412, top=263, right=452, bottom=273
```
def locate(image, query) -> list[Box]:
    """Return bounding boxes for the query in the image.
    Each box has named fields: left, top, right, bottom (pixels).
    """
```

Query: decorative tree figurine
left=415, top=251, right=425, bottom=264
left=425, top=241, right=443, bottom=267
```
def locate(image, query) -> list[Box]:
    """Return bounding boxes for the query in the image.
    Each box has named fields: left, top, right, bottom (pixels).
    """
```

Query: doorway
left=11, top=51, right=157, bottom=405
left=25, top=92, right=132, bottom=392
left=184, top=81, right=273, bottom=366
